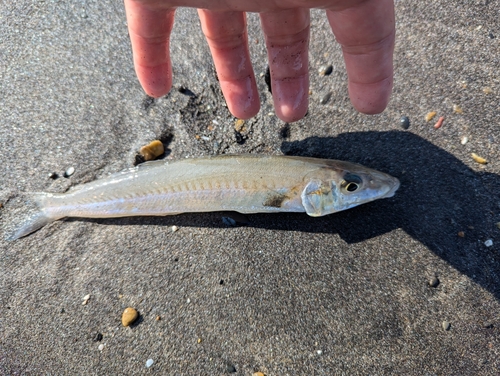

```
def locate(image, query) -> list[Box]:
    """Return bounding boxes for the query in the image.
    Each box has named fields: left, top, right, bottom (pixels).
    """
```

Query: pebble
left=93, top=332, right=103, bottom=342
left=317, top=350, right=323, bottom=355
left=253, top=373, right=265, bottom=376
left=227, top=364, right=236, bottom=373
left=122, top=307, right=139, bottom=326
left=442, top=321, right=451, bottom=331
left=171, top=225, right=179, bottom=232
left=140, top=140, right=164, bottom=161
left=400, top=116, right=410, bottom=129
left=197, top=338, right=202, bottom=343
left=319, top=92, right=332, bottom=105
left=458, top=231, right=465, bottom=238
left=482, top=86, right=492, bottom=94
left=48, top=172, right=58, bottom=179
left=453, top=104, right=463, bottom=114
left=146, top=359, right=154, bottom=368
left=156, top=315, right=161, bottom=321
left=429, top=276, right=440, bottom=288
left=98, top=344, right=105, bottom=351
left=234, top=119, right=246, bottom=132
left=460, top=136, right=468, bottom=145
left=425, top=111, right=437, bottom=122
left=434, top=116, right=445, bottom=129
left=484, top=239, right=493, bottom=247
left=319, top=64, right=333, bottom=76
left=82, top=294, right=91, bottom=305
left=64, top=167, right=75, bottom=178
left=222, top=216, right=237, bottom=227
left=471, top=153, right=488, bottom=164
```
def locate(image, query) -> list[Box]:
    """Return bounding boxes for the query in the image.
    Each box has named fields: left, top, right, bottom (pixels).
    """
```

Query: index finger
left=124, top=0, right=175, bottom=98
left=326, top=0, right=395, bottom=114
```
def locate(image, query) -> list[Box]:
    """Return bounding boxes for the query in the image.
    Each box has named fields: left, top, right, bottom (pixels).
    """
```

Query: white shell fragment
left=146, top=359, right=154, bottom=368
left=484, top=239, right=493, bottom=247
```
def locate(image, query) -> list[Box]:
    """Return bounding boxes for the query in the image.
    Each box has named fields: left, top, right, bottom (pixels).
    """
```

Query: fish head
left=301, top=164, right=400, bottom=216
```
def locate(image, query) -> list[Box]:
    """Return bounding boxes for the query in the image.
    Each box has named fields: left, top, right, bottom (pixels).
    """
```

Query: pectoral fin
left=301, top=179, right=336, bottom=217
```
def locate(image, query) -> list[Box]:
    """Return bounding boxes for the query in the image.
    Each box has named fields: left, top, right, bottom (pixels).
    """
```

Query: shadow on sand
left=78, top=131, right=500, bottom=299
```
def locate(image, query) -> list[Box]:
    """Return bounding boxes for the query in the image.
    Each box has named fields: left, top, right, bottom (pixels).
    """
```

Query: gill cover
left=300, top=179, right=337, bottom=216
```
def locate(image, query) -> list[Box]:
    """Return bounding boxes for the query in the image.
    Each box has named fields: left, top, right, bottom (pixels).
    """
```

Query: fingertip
left=348, top=77, right=393, bottom=114
left=135, top=63, right=172, bottom=98
left=272, top=78, right=309, bottom=122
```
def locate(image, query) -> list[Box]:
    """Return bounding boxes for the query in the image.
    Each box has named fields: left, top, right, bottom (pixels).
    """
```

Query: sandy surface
left=1, top=0, right=499, bottom=374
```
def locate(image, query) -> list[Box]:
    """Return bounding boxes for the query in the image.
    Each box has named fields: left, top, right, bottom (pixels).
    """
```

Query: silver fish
left=7, top=154, right=400, bottom=240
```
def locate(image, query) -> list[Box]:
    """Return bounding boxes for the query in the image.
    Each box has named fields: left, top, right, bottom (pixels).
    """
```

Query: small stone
left=82, top=294, right=90, bottom=305
left=222, top=216, right=237, bottom=227
left=453, top=104, right=463, bottom=114
left=145, top=359, right=154, bottom=368
left=219, top=279, right=224, bottom=285
left=197, top=338, right=202, bottom=343
left=171, top=225, right=179, bottom=232
left=425, top=111, right=437, bottom=122
left=98, top=344, right=105, bottom=351
left=400, top=116, right=410, bottom=129
left=482, top=86, right=492, bottom=94
left=234, top=119, right=246, bottom=132
left=64, top=167, right=75, bottom=178
left=227, top=364, right=236, bottom=373
left=484, top=239, right=493, bottom=247
left=253, top=373, right=265, bottom=376
left=93, top=332, right=103, bottom=342
left=460, top=136, right=468, bottom=145
left=122, top=307, right=139, bottom=326
left=317, top=350, right=323, bottom=355
left=483, top=322, right=493, bottom=329
left=139, top=140, right=164, bottom=161
left=48, top=172, right=58, bottom=179
left=319, top=92, right=332, bottom=105
left=458, top=231, right=465, bottom=238
left=186, top=298, right=190, bottom=304
left=155, top=315, right=161, bottom=321
left=429, top=276, right=440, bottom=288
left=471, top=153, right=488, bottom=164
left=442, top=321, right=451, bottom=331
left=319, top=64, right=333, bottom=76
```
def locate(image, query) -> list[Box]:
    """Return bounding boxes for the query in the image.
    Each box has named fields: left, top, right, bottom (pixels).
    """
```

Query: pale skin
left=124, top=0, right=395, bottom=122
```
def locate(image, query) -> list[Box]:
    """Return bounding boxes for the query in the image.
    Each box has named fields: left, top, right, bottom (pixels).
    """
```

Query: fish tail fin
left=5, top=193, right=61, bottom=241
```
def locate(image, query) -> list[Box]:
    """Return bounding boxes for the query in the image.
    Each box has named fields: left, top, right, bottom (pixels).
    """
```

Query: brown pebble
left=139, top=140, right=164, bottom=161
left=234, top=119, right=246, bottom=133
left=425, top=111, right=437, bottom=122
left=155, top=315, right=161, bottom=321
left=197, top=338, right=202, bottom=343
left=471, top=153, right=487, bottom=164
left=253, top=373, right=266, bottom=376
left=458, top=231, right=465, bottom=238
left=122, top=307, right=139, bottom=326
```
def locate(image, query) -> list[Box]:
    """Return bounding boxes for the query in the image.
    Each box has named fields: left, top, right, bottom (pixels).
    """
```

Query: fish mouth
left=381, top=177, right=400, bottom=198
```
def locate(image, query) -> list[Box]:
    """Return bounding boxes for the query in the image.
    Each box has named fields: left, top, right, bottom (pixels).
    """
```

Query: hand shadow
left=82, top=131, right=499, bottom=299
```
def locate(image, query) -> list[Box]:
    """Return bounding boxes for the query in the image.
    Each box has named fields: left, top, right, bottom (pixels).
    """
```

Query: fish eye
left=341, top=173, right=362, bottom=193
left=345, top=182, right=359, bottom=192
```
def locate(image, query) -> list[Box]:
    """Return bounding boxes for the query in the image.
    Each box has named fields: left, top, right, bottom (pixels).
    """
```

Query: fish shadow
left=85, top=131, right=500, bottom=299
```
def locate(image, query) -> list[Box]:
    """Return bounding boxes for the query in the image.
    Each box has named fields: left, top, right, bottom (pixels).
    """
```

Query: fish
left=6, top=154, right=400, bottom=240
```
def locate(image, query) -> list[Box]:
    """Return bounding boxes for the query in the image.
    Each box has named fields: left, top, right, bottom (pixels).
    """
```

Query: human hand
left=124, top=0, right=395, bottom=122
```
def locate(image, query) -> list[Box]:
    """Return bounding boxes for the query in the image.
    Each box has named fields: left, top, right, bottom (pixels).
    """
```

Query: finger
left=326, top=0, right=395, bottom=114
left=198, top=10, right=259, bottom=119
left=124, top=0, right=175, bottom=98
left=260, top=8, right=310, bottom=122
